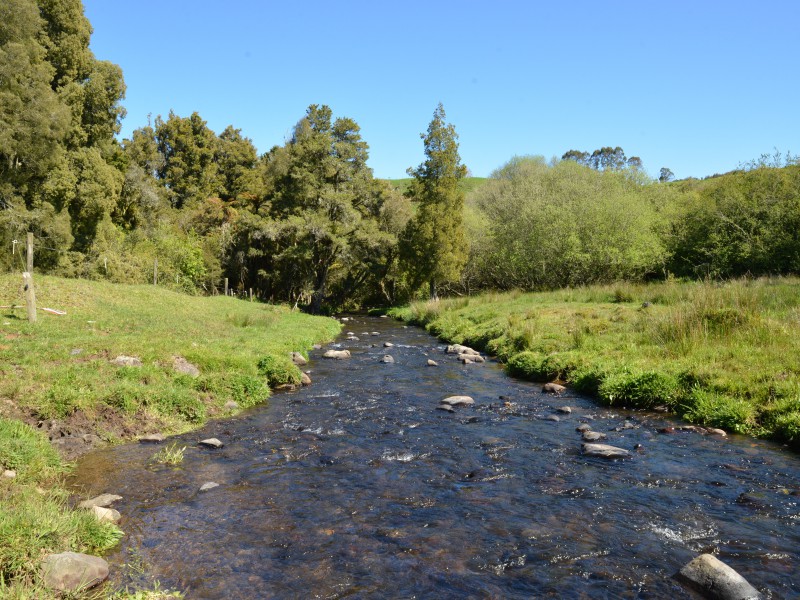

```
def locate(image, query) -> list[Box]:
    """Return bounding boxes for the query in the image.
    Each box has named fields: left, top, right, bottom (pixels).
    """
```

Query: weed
left=150, top=444, right=186, bottom=466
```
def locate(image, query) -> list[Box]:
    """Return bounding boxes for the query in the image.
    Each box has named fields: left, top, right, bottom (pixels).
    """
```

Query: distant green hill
left=384, top=177, right=488, bottom=196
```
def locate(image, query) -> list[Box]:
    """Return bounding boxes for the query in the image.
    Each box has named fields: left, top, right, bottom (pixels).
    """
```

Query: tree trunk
left=429, top=279, right=438, bottom=301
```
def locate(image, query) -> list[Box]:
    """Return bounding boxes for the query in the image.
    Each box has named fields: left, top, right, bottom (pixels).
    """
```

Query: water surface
left=71, top=317, right=800, bottom=598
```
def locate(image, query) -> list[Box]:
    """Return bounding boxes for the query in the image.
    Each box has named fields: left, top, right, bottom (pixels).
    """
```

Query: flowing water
left=70, top=317, right=800, bottom=599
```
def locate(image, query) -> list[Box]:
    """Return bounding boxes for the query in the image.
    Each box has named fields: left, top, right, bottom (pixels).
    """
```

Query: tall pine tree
left=401, top=103, right=467, bottom=300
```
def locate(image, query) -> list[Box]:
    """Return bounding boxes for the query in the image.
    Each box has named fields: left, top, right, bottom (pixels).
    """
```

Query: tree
left=659, top=167, right=675, bottom=182
left=401, top=103, right=468, bottom=300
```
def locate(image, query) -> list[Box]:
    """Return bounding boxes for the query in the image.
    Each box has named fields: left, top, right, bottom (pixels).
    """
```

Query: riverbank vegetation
left=0, top=274, right=338, bottom=595
left=391, top=277, right=800, bottom=447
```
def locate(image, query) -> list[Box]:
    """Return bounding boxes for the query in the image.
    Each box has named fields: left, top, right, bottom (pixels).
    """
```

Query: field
left=391, top=277, right=800, bottom=447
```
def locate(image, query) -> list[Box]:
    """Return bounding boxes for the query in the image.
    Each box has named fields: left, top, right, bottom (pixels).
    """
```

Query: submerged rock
left=41, top=552, right=108, bottom=593
left=323, top=349, right=351, bottom=360
left=557, top=406, right=573, bottom=414
left=436, top=404, right=455, bottom=412
left=380, top=355, right=395, bottom=364
left=582, top=431, right=607, bottom=442
left=675, top=553, right=762, bottom=599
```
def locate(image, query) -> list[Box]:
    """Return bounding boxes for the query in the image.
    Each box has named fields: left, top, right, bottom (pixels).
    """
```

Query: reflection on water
left=71, top=317, right=800, bottom=599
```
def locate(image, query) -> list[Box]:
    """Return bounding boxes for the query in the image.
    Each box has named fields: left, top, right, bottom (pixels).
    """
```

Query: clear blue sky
left=83, top=0, right=799, bottom=181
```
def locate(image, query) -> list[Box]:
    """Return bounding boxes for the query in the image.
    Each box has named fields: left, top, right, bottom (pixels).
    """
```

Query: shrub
left=679, top=388, right=756, bottom=434
left=257, top=355, right=301, bottom=387
left=598, top=370, right=680, bottom=409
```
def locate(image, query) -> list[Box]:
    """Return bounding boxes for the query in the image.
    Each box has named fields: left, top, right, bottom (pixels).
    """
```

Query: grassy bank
left=0, top=275, right=339, bottom=596
left=390, top=278, right=800, bottom=448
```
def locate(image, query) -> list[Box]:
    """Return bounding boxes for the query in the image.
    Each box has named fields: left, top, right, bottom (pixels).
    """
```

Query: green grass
left=390, top=277, right=800, bottom=447
left=0, top=274, right=340, bottom=596
left=150, top=444, right=186, bottom=466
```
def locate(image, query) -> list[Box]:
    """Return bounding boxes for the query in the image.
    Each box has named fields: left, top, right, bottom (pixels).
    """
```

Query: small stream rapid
left=70, top=316, right=800, bottom=599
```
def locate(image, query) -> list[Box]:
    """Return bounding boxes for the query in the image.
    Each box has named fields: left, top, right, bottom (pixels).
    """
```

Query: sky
left=82, top=0, right=800, bottom=181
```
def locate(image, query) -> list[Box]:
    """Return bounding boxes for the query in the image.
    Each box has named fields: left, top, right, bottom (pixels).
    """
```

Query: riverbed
left=70, top=316, right=800, bottom=598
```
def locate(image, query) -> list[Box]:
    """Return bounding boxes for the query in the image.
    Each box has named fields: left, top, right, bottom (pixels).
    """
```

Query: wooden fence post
left=224, top=278, right=228, bottom=296
left=26, top=232, right=33, bottom=273
left=153, top=258, right=158, bottom=285
left=249, top=288, right=253, bottom=302
left=22, top=272, right=36, bottom=323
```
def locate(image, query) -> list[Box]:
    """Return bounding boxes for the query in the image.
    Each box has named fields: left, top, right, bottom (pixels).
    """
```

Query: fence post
left=26, top=232, right=33, bottom=273
left=249, top=288, right=253, bottom=302
left=224, top=278, right=228, bottom=296
left=153, top=258, right=158, bottom=285
left=22, top=272, right=36, bottom=323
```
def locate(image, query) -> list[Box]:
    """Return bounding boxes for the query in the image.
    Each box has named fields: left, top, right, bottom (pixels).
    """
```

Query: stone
left=427, top=359, right=439, bottom=367
left=576, top=423, right=592, bottom=432
left=675, top=553, right=762, bottom=599
left=383, top=341, right=394, bottom=348
left=446, top=344, right=479, bottom=356
left=582, top=431, right=607, bottom=442
left=290, top=352, right=307, bottom=366
left=380, top=355, right=395, bottom=364
left=199, top=482, right=219, bottom=492
left=312, top=344, right=322, bottom=350
left=581, top=443, right=631, bottom=459
left=441, top=395, right=475, bottom=407
left=3, top=469, right=16, bottom=479
left=110, top=355, right=142, bottom=367
left=138, top=433, right=164, bottom=443
left=436, top=404, right=455, bottom=412
left=707, top=428, right=728, bottom=437
left=41, top=552, right=109, bottom=593
left=78, top=494, right=122, bottom=509
left=173, top=356, right=200, bottom=377
left=371, top=332, right=380, bottom=336
left=224, top=400, right=239, bottom=410
left=542, top=382, right=566, bottom=394
left=557, top=406, right=573, bottom=414
left=199, top=438, right=224, bottom=449
left=70, top=348, right=83, bottom=356
left=460, top=357, right=474, bottom=364
left=90, top=505, right=121, bottom=524
left=347, top=336, right=360, bottom=341
left=459, top=353, right=485, bottom=363
left=274, top=383, right=297, bottom=391
left=545, top=415, right=560, bottom=422
left=300, top=372, right=312, bottom=386
left=323, top=349, right=351, bottom=360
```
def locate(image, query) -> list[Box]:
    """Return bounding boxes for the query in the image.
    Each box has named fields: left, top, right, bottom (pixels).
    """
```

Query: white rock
left=90, top=505, right=121, bottom=524
left=323, top=349, right=351, bottom=360
left=427, top=359, right=439, bottom=367
left=199, top=438, right=224, bottom=449
left=581, top=443, right=630, bottom=459
left=78, top=494, right=122, bottom=509
left=2, top=469, right=16, bottom=479
left=446, top=344, right=479, bottom=356
left=199, top=482, right=219, bottom=492
left=441, top=395, right=475, bottom=406
left=675, top=553, right=762, bottom=599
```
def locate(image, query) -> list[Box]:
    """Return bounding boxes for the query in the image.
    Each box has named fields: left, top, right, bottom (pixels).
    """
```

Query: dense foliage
left=3, top=1, right=800, bottom=312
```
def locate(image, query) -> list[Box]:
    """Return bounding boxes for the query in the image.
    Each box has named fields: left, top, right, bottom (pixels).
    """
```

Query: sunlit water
left=71, top=317, right=800, bottom=598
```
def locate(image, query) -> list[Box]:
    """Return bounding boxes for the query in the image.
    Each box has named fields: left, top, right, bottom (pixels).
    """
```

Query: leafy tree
left=400, top=103, right=468, bottom=300
left=659, top=167, right=675, bottom=182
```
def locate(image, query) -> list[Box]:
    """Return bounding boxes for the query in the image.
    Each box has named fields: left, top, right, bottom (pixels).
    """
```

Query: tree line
left=3, top=0, right=799, bottom=312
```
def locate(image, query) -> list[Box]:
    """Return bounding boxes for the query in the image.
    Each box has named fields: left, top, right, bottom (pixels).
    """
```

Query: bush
left=257, top=355, right=301, bottom=387
left=598, top=370, right=680, bottom=409
left=679, top=388, right=756, bottom=434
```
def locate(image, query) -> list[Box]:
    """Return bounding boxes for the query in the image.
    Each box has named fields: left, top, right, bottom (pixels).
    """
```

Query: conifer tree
left=401, top=103, right=467, bottom=300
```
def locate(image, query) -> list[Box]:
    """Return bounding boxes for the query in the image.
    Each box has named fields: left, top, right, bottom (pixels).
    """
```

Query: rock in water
left=323, top=349, right=351, bottom=360
left=300, top=372, right=312, bottom=386
left=199, top=482, right=219, bottom=492
left=581, top=443, right=630, bottom=459
left=199, top=438, right=224, bottom=449
left=290, top=352, right=307, bottom=366
left=542, top=382, right=566, bottom=394
left=41, top=552, right=109, bottom=592
left=90, top=506, right=121, bottom=524
left=380, top=355, right=395, bottom=364
left=675, top=554, right=762, bottom=599
left=446, top=344, right=479, bottom=356
left=582, top=431, right=607, bottom=442
left=383, top=341, right=394, bottom=348
left=138, top=433, right=164, bottom=443
left=427, top=359, right=439, bottom=367
left=78, top=494, right=122, bottom=509
left=441, top=395, right=475, bottom=406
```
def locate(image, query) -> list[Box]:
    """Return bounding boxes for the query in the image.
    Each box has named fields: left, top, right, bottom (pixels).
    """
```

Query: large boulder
left=675, top=554, right=762, bottom=599
left=323, top=349, right=351, bottom=360
left=41, top=552, right=109, bottom=592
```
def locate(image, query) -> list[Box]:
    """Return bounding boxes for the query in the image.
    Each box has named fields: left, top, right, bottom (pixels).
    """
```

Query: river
left=70, top=316, right=800, bottom=598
